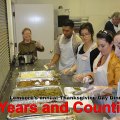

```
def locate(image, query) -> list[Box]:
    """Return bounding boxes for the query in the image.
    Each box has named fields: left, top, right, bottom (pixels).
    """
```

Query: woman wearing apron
left=63, top=22, right=99, bottom=81
left=87, top=30, right=120, bottom=118
left=103, top=31, right=120, bottom=120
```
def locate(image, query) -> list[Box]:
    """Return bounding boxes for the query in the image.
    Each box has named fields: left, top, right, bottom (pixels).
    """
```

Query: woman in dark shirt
left=19, top=28, right=44, bottom=57
left=104, top=12, right=120, bottom=35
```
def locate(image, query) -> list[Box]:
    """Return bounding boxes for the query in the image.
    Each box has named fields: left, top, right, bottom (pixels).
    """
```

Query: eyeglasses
left=80, top=33, right=91, bottom=37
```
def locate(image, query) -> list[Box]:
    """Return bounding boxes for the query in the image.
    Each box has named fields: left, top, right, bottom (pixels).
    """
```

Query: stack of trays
left=8, top=70, right=77, bottom=120
left=12, top=71, right=63, bottom=102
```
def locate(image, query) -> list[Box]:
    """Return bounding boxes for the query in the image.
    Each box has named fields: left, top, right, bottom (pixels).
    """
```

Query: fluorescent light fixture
left=28, top=15, right=44, bottom=24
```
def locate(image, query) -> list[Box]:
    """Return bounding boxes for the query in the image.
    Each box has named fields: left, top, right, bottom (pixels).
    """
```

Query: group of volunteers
left=18, top=12, right=120, bottom=119
left=47, top=12, right=120, bottom=119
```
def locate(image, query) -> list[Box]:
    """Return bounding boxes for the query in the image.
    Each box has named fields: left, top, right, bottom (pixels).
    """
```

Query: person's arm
left=47, top=37, right=61, bottom=66
left=49, top=53, right=60, bottom=66
left=18, top=43, right=21, bottom=53
left=107, top=52, right=120, bottom=88
left=70, top=64, right=77, bottom=72
left=62, top=64, right=77, bottom=75
left=90, top=48, right=100, bottom=71
left=18, top=43, right=24, bottom=54
left=113, top=61, right=120, bottom=87
left=35, top=41, right=44, bottom=52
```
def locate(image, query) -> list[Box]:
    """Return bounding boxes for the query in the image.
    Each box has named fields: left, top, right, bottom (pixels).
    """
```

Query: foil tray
left=18, top=71, right=55, bottom=79
left=7, top=101, right=76, bottom=120
left=16, top=78, right=60, bottom=88
left=11, top=86, right=64, bottom=102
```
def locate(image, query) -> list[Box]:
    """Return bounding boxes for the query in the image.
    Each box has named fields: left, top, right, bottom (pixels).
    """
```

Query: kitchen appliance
left=18, top=54, right=35, bottom=65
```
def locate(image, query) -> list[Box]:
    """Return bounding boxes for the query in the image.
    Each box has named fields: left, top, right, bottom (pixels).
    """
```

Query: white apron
left=93, top=53, right=110, bottom=86
left=93, top=53, right=116, bottom=117
left=76, top=42, right=97, bottom=74
left=59, top=34, right=76, bottom=70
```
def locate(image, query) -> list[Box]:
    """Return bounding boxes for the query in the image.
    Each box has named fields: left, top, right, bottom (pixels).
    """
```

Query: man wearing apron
left=47, top=19, right=81, bottom=71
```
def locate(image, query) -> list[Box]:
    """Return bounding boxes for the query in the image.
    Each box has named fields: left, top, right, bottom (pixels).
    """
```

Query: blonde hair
left=22, top=28, right=31, bottom=34
left=111, top=12, right=120, bottom=19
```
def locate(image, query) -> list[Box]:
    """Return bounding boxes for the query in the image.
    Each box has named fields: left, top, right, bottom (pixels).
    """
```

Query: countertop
left=0, top=59, right=110, bottom=120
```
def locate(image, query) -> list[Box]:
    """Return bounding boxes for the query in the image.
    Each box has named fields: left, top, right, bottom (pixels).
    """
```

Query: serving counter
left=0, top=59, right=110, bottom=120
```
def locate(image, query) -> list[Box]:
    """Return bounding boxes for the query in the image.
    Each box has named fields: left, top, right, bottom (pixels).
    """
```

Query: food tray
left=18, top=71, right=54, bottom=79
left=7, top=101, right=76, bottom=120
left=11, top=86, right=64, bottom=101
left=26, top=115, right=77, bottom=120
left=16, top=78, right=60, bottom=88
left=8, top=115, right=77, bottom=120
left=27, top=115, right=77, bottom=120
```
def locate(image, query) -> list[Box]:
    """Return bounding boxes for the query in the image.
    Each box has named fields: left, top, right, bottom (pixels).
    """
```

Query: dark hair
left=79, top=22, right=94, bottom=37
left=22, top=28, right=31, bottom=34
left=96, top=30, right=114, bottom=44
left=62, top=19, right=74, bottom=28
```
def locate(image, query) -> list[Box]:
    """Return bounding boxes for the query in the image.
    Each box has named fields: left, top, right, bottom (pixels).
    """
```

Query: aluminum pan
left=16, top=78, right=60, bottom=88
left=8, top=114, right=77, bottom=120
left=7, top=101, right=75, bottom=120
left=11, top=86, right=64, bottom=102
left=26, top=115, right=77, bottom=120
left=8, top=115, right=77, bottom=120
left=18, top=71, right=54, bottom=79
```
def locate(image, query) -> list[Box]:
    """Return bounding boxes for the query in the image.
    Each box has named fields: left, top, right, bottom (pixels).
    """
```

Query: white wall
left=14, top=4, right=54, bottom=59
left=12, top=0, right=120, bottom=36
left=7, top=0, right=15, bottom=61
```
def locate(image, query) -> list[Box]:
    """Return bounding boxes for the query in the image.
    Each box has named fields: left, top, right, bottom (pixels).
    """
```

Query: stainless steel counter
left=0, top=59, right=110, bottom=120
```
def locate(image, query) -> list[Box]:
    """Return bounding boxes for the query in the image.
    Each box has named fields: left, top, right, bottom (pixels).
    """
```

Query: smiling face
left=112, top=16, right=120, bottom=26
left=22, top=30, right=32, bottom=43
left=80, top=29, right=92, bottom=44
left=114, top=34, right=120, bottom=59
left=97, top=38, right=113, bottom=56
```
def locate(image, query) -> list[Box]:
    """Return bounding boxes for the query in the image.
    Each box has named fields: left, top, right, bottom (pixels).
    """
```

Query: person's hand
left=103, top=116, right=120, bottom=120
left=72, top=74, right=84, bottom=82
left=61, top=68, right=74, bottom=75
left=88, top=86, right=110, bottom=97
left=35, top=41, right=43, bottom=49
left=74, top=74, right=84, bottom=81
left=61, top=68, right=70, bottom=75
left=99, top=87, right=113, bottom=96
left=82, top=75, right=93, bottom=84
left=45, top=62, right=53, bottom=68
left=44, top=62, right=55, bottom=70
